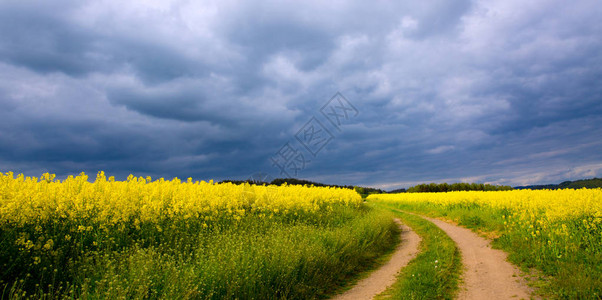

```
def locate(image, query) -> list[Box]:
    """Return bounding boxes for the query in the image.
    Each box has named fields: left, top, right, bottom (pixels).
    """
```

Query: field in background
left=369, top=189, right=602, bottom=298
left=0, top=172, right=398, bottom=299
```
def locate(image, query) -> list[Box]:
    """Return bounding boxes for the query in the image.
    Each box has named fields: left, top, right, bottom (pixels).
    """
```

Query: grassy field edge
left=325, top=209, right=402, bottom=298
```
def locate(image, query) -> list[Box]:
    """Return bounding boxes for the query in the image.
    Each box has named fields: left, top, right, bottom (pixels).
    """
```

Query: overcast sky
left=1, top=0, right=601, bottom=189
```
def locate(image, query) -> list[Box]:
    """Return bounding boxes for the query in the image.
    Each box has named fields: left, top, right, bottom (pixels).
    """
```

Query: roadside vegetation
left=369, top=189, right=602, bottom=299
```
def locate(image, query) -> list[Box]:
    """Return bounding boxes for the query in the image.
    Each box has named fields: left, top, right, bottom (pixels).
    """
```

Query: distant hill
left=514, top=178, right=602, bottom=190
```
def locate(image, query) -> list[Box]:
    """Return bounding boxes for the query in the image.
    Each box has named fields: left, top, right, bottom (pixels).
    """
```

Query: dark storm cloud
left=0, top=1, right=94, bottom=76
left=0, top=1, right=216, bottom=83
left=1, top=0, right=601, bottom=188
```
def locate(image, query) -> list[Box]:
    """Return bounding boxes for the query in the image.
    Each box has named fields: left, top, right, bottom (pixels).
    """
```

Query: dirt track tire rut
left=422, top=216, right=534, bottom=300
left=332, top=218, right=421, bottom=300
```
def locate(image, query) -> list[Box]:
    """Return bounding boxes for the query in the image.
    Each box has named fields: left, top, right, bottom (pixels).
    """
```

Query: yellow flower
left=43, top=239, right=54, bottom=251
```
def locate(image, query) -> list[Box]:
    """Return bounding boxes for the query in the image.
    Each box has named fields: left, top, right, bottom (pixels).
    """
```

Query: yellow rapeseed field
left=1, top=171, right=394, bottom=299
left=0, top=171, right=361, bottom=226
left=370, top=188, right=602, bottom=226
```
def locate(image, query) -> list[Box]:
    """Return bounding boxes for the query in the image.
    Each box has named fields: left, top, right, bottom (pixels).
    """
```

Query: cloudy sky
left=1, top=0, right=601, bottom=189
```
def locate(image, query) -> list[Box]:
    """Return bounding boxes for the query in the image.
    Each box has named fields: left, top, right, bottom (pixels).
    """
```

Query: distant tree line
left=514, top=178, right=602, bottom=190
left=219, top=178, right=385, bottom=197
left=220, top=177, right=602, bottom=194
left=406, top=182, right=513, bottom=193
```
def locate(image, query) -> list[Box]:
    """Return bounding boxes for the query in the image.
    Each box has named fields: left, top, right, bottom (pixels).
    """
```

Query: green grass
left=372, top=203, right=461, bottom=300
left=1, top=205, right=399, bottom=299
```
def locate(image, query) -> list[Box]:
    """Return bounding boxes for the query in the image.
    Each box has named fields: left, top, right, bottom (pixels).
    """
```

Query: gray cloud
left=1, top=0, right=601, bottom=189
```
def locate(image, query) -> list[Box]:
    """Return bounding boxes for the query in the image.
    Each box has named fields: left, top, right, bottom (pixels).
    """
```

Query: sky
left=1, top=0, right=601, bottom=189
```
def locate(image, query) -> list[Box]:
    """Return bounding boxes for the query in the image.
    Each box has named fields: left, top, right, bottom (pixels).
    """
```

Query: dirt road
left=423, top=216, right=534, bottom=300
left=331, top=219, right=421, bottom=300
